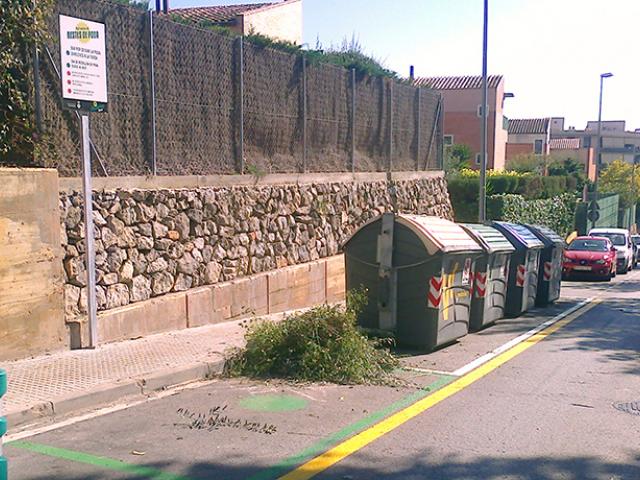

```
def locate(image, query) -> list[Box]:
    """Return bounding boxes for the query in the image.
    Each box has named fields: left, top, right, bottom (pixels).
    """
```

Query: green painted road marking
left=240, top=394, right=309, bottom=412
left=8, top=441, right=191, bottom=480
left=246, top=374, right=455, bottom=480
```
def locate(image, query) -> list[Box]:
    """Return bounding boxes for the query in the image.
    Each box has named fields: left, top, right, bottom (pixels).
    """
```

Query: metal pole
left=438, top=93, right=444, bottom=170
left=479, top=0, right=489, bottom=222
left=238, top=37, right=245, bottom=173
left=148, top=11, right=158, bottom=175
left=388, top=79, right=393, bottom=172
left=594, top=75, right=605, bottom=202
left=33, top=0, right=43, bottom=137
left=350, top=68, right=356, bottom=172
left=301, top=56, right=307, bottom=173
left=415, top=87, right=421, bottom=170
left=81, top=115, right=98, bottom=348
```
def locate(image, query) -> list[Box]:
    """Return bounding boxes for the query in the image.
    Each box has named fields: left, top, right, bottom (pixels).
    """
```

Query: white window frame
left=477, top=105, right=488, bottom=117
left=475, top=153, right=482, bottom=165
left=444, top=135, right=454, bottom=146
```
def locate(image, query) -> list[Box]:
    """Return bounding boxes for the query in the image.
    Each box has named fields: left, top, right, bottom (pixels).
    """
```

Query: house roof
left=169, top=2, right=275, bottom=25
left=549, top=138, right=581, bottom=150
left=508, top=118, right=550, bottom=135
left=414, top=75, right=503, bottom=90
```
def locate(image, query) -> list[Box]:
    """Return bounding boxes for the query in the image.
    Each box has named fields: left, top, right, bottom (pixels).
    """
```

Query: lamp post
left=593, top=72, right=613, bottom=203
left=479, top=0, right=489, bottom=222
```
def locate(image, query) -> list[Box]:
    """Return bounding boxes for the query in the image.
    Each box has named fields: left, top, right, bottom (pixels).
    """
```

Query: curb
left=6, top=357, right=226, bottom=432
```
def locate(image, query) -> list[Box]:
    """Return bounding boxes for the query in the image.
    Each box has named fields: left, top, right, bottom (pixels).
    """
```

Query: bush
left=487, top=193, right=577, bottom=237
left=226, top=291, right=399, bottom=384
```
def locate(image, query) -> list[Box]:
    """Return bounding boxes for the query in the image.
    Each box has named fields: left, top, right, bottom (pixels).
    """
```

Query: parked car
left=588, top=228, right=634, bottom=274
left=632, top=234, right=640, bottom=267
left=563, top=236, right=617, bottom=281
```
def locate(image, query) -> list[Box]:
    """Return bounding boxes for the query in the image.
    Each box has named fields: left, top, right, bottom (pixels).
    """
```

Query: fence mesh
left=28, top=0, right=442, bottom=177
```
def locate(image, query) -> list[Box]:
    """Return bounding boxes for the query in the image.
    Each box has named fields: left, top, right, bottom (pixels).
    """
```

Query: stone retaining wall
left=60, top=172, right=453, bottom=321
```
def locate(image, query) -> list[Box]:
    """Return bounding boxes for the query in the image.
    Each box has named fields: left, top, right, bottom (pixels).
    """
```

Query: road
left=6, top=270, right=640, bottom=480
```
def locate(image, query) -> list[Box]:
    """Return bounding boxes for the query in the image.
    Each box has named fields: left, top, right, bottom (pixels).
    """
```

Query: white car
left=589, top=228, right=634, bottom=274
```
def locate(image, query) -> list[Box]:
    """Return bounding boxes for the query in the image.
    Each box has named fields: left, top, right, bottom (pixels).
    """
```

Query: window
left=583, top=136, right=591, bottom=148
left=475, top=153, right=482, bottom=165
left=477, top=105, right=486, bottom=117
left=534, top=139, right=544, bottom=154
left=444, top=135, right=454, bottom=146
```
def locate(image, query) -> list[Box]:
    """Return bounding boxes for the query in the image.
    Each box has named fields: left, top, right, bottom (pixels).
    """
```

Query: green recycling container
left=460, top=223, right=515, bottom=331
left=522, top=224, right=565, bottom=306
left=491, top=222, right=544, bottom=317
left=344, top=213, right=483, bottom=351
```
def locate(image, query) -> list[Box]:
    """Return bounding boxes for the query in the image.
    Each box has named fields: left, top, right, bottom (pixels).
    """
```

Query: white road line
left=452, top=298, right=594, bottom=377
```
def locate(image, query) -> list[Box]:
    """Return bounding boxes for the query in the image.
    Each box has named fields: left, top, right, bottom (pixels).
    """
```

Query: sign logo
left=68, top=21, right=100, bottom=43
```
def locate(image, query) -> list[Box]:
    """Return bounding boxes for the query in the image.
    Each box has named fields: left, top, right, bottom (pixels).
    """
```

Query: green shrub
left=226, top=291, right=398, bottom=384
left=488, top=193, right=577, bottom=237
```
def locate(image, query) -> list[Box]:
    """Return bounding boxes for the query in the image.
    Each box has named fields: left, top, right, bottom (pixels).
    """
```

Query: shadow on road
left=19, top=449, right=640, bottom=480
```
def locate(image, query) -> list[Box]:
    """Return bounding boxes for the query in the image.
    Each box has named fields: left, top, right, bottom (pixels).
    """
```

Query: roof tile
left=508, top=118, right=550, bottom=135
left=414, top=75, right=503, bottom=90
left=169, top=3, right=275, bottom=24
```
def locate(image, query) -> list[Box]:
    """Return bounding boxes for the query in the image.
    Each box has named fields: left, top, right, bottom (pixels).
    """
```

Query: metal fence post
left=388, top=78, right=394, bottom=172
left=438, top=93, right=444, bottom=170
left=301, top=56, right=307, bottom=173
left=350, top=68, right=356, bottom=172
left=415, top=87, right=421, bottom=171
left=236, top=36, right=245, bottom=174
left=425, top=95, right=442, bottom=170
left=148, top=11, right=158, bottom=175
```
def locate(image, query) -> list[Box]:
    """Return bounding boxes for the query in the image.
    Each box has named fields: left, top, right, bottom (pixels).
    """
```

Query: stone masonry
left=60, top=175, right=453, bottom=320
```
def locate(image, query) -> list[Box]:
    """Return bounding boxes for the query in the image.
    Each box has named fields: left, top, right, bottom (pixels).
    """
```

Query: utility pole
left=479, top=0, right=489, bottom=222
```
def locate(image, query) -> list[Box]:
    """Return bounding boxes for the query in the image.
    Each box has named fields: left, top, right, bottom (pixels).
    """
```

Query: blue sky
left=164, top=0, right=640, bottom=130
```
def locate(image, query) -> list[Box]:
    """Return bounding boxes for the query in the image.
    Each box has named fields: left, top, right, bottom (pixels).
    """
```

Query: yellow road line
left=279, top=299, right=600, bottom=480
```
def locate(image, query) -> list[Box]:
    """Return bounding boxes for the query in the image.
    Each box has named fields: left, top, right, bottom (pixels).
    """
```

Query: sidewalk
left=2, top=314, right=270, bottom=431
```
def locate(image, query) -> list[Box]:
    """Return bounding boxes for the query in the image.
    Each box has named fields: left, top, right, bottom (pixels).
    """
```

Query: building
left=169, top=0, right=302, bottom=45
left=506, top=118, right=551, bottom=161
left=550, top=118, right=640, bottom=166
left=415, top=75, right=511, bottom=170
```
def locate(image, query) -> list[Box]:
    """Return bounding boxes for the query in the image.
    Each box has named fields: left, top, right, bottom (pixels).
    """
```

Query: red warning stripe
left=427, top=275, right=442, bottom=308
left=474, top=271, right=487, bottom=298
left=516, top=264, right=526, bottom=287
left=543, top=262, right=552, bottom=281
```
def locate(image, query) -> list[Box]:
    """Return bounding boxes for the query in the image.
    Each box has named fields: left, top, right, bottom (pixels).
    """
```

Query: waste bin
left=460, top=223, right=515, bottom=331
left=522, top=224, right=565, bottom=306
left=344, top=213, right=483, bottom=350
left=491, top=221, right=544, bottom=317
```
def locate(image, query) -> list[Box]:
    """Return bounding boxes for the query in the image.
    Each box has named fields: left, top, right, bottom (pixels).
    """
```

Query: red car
left=562, top=236, right=617, bottom=281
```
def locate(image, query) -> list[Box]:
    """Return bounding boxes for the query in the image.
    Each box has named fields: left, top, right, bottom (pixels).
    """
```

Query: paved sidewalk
left=2, top=315, right=268, bottom=431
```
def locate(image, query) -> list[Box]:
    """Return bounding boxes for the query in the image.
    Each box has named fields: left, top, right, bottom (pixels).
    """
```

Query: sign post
left=59, top=14, right=108, bottom=348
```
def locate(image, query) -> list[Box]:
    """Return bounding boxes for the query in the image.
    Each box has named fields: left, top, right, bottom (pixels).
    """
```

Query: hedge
left=487, top=193, right=577, bottom=238
left=447, top=170, right=575, bottom=222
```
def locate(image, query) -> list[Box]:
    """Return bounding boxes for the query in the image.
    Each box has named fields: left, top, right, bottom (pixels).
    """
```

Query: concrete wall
left=0, top=169, right=66, bottom=361
left=242, top=0, right=302, bottom=44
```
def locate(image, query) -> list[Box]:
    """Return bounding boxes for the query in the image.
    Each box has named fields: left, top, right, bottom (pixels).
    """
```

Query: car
left=632, top=234, right=640, bottom=267
left=563, top=236, right=617, bottom=281
left=588, top=228, right=634, bottom=274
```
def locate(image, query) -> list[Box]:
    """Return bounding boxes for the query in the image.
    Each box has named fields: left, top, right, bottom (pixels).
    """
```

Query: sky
left=164, top=0, right=640, bottom=130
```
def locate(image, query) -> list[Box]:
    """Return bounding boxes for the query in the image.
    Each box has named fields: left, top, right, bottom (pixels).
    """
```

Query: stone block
left=268, top=260, right=326, bottom=313
left=326, top=254, right=346, bottom=303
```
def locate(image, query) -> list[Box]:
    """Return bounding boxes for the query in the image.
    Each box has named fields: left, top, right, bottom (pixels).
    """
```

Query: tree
left=445, top=144, right=472, bottom=173
left=599, top=159, right=640, bottom=208
left=547, top=157, right=586, bottom=193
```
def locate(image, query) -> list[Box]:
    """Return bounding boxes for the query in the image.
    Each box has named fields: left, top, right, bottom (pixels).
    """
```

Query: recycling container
left=460, top=223, right=516, bottom=331
left=522, top=224, right=565, bottom=306
left=491, top=221, right=544, bottom=317
left=344, top=213, right=483, bottom=351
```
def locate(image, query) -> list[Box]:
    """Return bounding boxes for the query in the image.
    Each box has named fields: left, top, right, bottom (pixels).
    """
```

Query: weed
left=226, top=290, right=399, bottom=385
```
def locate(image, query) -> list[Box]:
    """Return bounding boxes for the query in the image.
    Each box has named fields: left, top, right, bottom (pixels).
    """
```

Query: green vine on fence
left=0, top=0, right=52, bottom=164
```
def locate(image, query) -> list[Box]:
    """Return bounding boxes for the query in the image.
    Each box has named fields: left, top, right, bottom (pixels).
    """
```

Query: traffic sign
left=588, top=210, right=600, bottom=222
left=588, top=200, right=600, bottom=211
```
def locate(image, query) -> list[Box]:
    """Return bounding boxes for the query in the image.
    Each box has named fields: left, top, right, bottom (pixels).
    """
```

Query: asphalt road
left=6, top=270, right=640, bottom=480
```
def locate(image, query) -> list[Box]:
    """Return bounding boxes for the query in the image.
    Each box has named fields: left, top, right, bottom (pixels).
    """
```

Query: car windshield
left=568, top=239, right=609, bottom=252
left=593, top=233, right=626, bottom=246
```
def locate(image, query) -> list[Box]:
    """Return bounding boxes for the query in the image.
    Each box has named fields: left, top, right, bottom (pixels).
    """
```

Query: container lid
left=491, top=221, right=544, bottom=249
left=461, top=223, right=516, bottom=254
left=522, top=224, right=565, bottom=247
left=397, top=214, right=483, bottom=255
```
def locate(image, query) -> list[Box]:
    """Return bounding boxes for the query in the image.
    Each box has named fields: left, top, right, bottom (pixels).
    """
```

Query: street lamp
left=593, top=72, right=613, bottom=203
left=479, top=0, right=489, bottom=222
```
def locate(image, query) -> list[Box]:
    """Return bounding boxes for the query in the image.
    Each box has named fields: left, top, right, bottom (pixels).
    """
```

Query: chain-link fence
left=29, top=0, right=443, bottom=177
